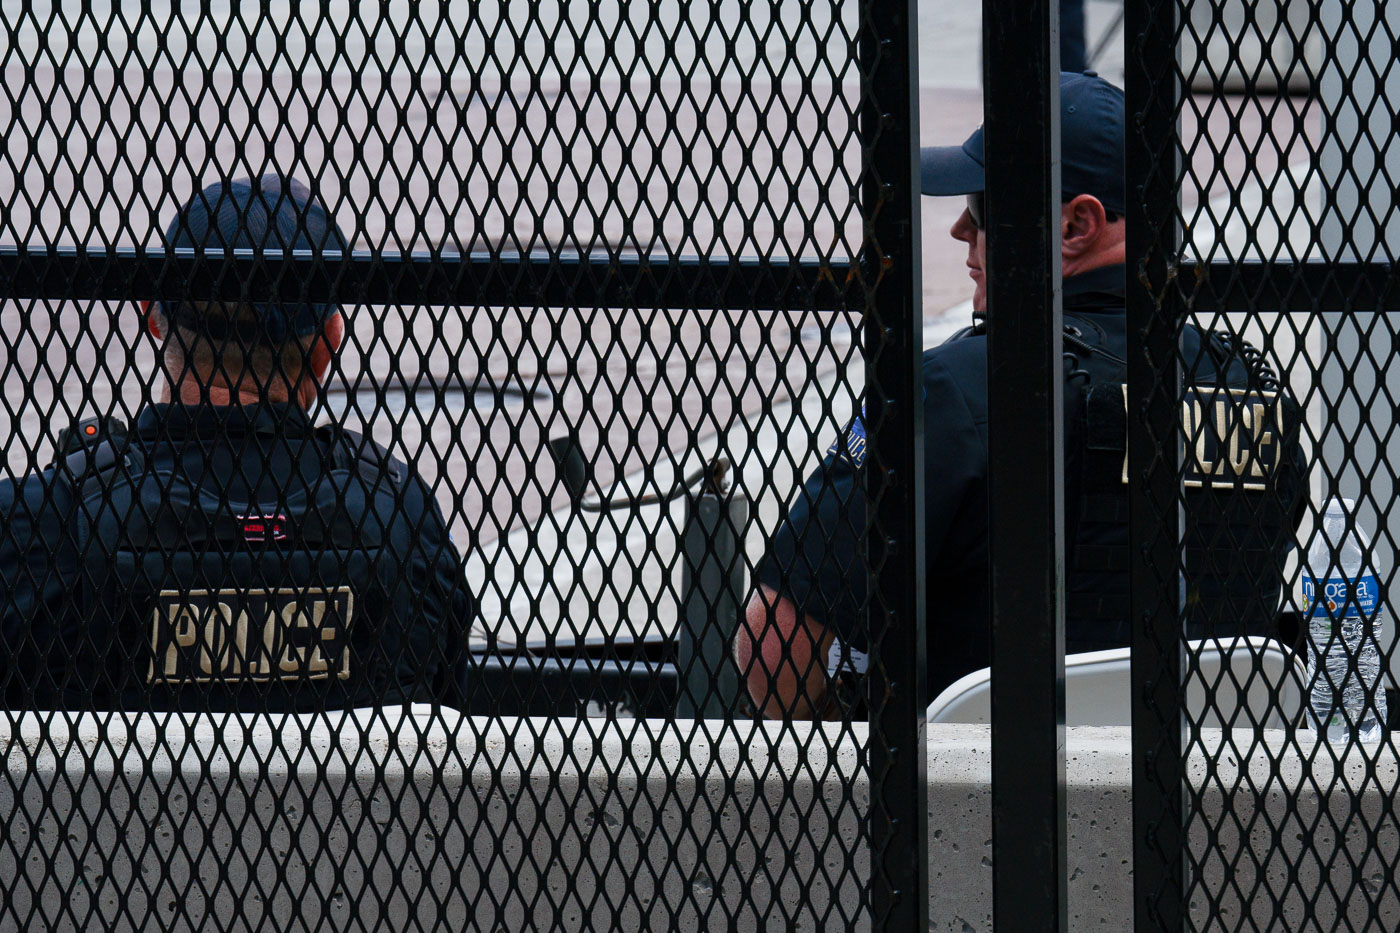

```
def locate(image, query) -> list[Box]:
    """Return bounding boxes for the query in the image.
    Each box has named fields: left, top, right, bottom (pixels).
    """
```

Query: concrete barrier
left=0, top=712, right=1393, bottom=931
left=0, top=709, right=867, bottom=932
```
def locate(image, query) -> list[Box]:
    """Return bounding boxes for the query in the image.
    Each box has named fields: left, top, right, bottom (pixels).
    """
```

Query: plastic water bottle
left=1302, top=497, right=1387, bottom=742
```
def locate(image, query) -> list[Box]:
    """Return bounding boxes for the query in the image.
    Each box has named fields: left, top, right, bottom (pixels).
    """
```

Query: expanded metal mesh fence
left=0, top=1, right=928, bottom=930
left=1129, top=0, right=1400, bottom=929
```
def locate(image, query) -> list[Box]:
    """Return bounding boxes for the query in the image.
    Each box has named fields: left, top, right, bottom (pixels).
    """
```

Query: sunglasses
left=966, top=192, right=1114, bottom=230
left=966, top=192, right=986, bottom=230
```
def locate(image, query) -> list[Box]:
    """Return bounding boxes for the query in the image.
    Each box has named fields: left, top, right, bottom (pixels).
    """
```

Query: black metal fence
left=0, top=0, right=927, bottom=930
left=5, top=0, right=1397, bottom=930
left=979, top=0, right=1400, bottom=929
left=1125, top=0, right=1400, bottom=930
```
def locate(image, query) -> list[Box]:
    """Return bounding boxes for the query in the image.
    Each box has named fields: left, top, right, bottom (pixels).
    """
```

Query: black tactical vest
left=1066, top=317, right=1306, bottom=647
left=55, top=419, right=434, bottom=712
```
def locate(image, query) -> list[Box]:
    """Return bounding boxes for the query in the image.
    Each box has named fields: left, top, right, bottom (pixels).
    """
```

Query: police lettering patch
left=1117, top=385, right=1286, bottom=490
left=828, top=414, right=868, bottom=468
left=147, top=588, right=354, bottom=684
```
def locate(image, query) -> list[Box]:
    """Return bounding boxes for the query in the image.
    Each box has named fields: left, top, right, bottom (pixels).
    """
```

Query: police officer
left=736, top=72, right=1304, bottom=719
left=0, top=175, right=475, bottom=712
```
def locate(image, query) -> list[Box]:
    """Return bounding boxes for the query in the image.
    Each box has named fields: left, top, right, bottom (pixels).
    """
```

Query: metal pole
left=860, top=0, right=927, bottom=924
left=1126, top=0, right=1186, bottom=929
left=677, top=489, right=748, bottom=718
left=983, top=0, right=1068, bottom=930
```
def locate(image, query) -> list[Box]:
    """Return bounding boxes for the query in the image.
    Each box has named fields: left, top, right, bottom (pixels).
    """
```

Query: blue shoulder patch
left=827, top=412, right=867, bottom=468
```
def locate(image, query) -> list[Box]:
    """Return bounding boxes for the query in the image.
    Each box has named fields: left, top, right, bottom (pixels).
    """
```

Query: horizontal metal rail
left=25, top=255, right=1396, bottom=315
left=465, top=654, right=680, bottom=719
left=0, top=247, right=861, bottom=311
left=1179, top=261, right=1400, bottom=313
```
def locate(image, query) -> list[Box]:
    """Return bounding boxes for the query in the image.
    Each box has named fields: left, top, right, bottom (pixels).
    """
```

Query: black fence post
left=1126, top=1, right=1186, bottom=930
left=860, top=0, right=928, bottom=925
left=983, top=0, right=1068, bottom=930
left=676, top=486, right=747, bottom=718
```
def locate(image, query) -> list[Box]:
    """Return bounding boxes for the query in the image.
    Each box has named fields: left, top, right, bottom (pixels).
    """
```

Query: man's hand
left=734, top=584, right=836, bottom=720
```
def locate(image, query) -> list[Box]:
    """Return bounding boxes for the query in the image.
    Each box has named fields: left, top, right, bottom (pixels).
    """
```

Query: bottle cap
left=1325, top=496, right=1356, bottom=514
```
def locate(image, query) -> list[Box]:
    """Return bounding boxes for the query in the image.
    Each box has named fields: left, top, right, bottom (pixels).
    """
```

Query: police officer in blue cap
left=0, top=175, right=475, bottom=712
left=738, top=73, right=1305, bottom=719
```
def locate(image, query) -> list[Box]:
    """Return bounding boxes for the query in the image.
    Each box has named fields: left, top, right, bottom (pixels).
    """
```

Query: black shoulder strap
left=315, top=423, right=404, bottom=491
left=1057, top=324, right=1122, bottom=392
left=1205, top=330, right=1282, bottom=392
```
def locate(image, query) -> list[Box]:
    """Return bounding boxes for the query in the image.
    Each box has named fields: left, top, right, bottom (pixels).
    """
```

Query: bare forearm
left=735, top=584, right=834, bottom=720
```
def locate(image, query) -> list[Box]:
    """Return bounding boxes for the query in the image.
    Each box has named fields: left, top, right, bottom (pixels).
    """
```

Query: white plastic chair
left=926, top=636, right=1305, bottom=729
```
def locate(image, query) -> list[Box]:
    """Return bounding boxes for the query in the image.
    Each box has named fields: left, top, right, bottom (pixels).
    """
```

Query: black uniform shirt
left=756, top=264, right=1300, bottom=698
left=0, top=403, right=474, bottom=711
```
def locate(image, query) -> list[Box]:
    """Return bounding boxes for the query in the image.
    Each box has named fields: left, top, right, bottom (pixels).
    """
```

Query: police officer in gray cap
left=738, top=72, right=1305, bottom=719
left=0, top=175, right=475, bottom=712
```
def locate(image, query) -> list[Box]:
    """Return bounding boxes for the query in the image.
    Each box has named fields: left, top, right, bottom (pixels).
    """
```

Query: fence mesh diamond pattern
left=0, top=1, right=920, bottom=929
left=1133, top=0, right=1400, bottom=929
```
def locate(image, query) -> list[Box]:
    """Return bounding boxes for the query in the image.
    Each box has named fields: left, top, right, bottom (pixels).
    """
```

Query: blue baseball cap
left=160, top=175, right=347, bottom=343
left=919, top=71, right=1125, bottom=215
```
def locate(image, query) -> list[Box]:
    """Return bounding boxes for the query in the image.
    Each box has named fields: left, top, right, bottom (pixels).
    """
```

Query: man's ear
left=143, top=301, right=163, bottom=341
left=1060, top=194, right=1109, bottom=259
left=310, top=312, right=344, bottom=381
